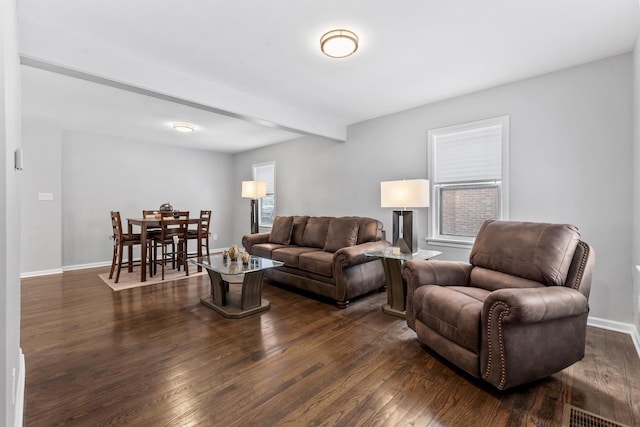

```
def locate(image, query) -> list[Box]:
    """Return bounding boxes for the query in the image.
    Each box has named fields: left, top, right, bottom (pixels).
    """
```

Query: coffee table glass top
left=364, top=248, right=442, bottom=261
left=189, top=255, right=283, bottom=275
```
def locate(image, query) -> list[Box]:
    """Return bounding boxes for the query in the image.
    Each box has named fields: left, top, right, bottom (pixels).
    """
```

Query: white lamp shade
left=242, top=181, right=267, bottom=199
left=380, top=179, right=430, bottom=208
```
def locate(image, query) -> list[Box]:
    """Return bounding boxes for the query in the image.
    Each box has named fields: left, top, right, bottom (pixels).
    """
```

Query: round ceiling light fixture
left=320, top=29, right=359, bottom=58
left=171, top=122, right=195, bottom=133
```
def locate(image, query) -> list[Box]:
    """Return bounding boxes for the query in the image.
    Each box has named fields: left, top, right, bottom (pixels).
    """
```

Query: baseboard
left=20, top=268, right=63, bottom=278
left=22, top=249, right=225, bottom=278
left=15, top=349, right=24, bottom=427
left=588, top=316, right=640, bottom=359
left=63, top=261, right=112, bottom=272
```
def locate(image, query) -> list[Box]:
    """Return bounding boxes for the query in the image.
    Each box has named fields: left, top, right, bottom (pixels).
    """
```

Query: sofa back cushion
left=302, top=217, right=331, bottom=248
left=470, top=267, right=546, bottom=292
left=356, top=217, right=384, bottom=243
left=324, top=217, right=360, bottom=252
left=290, top=216, right=310, bottom=246
left=269, top=216, right=293, bottom=245
left=470, top=220, right=580, bottom=287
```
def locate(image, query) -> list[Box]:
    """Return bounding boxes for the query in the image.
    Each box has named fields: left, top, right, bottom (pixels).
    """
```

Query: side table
left=365, top=249, right=442, bottom=318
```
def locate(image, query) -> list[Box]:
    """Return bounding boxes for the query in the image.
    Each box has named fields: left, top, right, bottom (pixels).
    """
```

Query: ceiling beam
left=20, top=55, right=346, bottom=144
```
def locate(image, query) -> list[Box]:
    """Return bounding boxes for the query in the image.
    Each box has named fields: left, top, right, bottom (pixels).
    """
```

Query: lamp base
left=392, top=210, right=417, bottom=254
left=250, top=199, right=259, bottom=234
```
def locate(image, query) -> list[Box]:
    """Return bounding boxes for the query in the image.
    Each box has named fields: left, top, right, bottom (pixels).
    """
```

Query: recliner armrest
left=402, top=260, right=472, bottom=289
left=482, top=286, right=588, bottom=324
left=333, top=241, right=391, bottom=268
left=480, top=286, right=589, bottom=390
left=241, top=233, right=270, bottom=252
left=403, top=260, right=472, bottom=331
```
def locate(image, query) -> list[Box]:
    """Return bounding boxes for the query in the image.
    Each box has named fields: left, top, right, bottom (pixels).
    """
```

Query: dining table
left=127, top=217, right=203, bottom=282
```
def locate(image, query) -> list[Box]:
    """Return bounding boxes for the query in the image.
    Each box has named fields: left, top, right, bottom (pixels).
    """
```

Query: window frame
left=427, top=116, right=510, bottom=247
left=252, top=161, right=276, bottom=229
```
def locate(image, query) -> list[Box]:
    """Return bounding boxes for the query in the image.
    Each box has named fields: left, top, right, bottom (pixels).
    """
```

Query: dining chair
left=187, top=210, right=212, bottom=257
left=109, top=211, right=144, bottom=283
left=151, top=217, right=190, bottom=280
left=148, top=211, right=190, bottom=276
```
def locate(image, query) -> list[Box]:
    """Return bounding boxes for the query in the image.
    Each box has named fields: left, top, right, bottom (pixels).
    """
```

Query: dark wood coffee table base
left=200, top=268, right=270, bottom=319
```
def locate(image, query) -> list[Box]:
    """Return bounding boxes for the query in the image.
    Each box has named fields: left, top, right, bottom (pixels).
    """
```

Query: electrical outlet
left=213, top=234, right=218, bottom=240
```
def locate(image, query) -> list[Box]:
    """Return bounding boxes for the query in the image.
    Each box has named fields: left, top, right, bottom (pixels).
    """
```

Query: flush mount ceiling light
left=171, top=122, right=195, bottom=133
left=320, top=29, right=359, bottom=58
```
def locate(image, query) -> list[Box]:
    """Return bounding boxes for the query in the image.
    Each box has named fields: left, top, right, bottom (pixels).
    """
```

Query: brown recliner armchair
left=403, top=220, right=595, bottom=390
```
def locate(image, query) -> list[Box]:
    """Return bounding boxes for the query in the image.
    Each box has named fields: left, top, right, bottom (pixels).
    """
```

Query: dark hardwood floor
left=21, top=267, right=640, bottom=426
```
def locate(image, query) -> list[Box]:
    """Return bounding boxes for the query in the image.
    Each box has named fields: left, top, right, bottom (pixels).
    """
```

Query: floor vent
left=562, top=404, right=629, bottom=427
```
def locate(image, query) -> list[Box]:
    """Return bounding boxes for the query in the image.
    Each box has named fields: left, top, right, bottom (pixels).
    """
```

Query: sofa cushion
left=269, top=216, right=293, bottom=245
left=291, top=216, right=310, bottom=246
left=299, top=251, right=334, bottom=277
left=414, top=285, right=490, bottom=353
left=302, top=217, right=331, bottom=248
left=251, top=243, right=288, bottom=259
left=357, top=218, right=383, bottom=243
left=323, top=217, right=359, bottom=253
left=470, top=220, right=580, bottom=287
left=272, top=247, right=320, bottom=268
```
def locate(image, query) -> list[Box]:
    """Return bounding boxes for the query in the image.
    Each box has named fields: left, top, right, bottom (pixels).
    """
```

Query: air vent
left=562, top=404, right=629, bottom=427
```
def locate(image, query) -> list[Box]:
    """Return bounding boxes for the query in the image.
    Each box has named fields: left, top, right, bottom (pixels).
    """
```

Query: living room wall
left=20, top=127, right=237, bottom=274
left=234, top=53, right=634, bottom=325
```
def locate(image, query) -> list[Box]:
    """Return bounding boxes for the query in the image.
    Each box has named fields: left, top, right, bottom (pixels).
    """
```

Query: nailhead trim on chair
left=571, top=241, right=589, bottom=290
left=483, top=300, right=510, bottom=390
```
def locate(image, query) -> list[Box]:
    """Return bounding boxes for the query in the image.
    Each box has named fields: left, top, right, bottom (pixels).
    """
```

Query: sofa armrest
left=242, top=233, right=270, bottom=252
left=480, top=286, right=589, bottom=390
left=333, top=240, right=391, bottom=268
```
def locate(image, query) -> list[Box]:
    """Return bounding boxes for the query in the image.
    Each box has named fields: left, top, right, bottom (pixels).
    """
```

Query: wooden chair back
left=110, top=211, right=124, bottom=243
left=200, top=210, right=211, bottom=234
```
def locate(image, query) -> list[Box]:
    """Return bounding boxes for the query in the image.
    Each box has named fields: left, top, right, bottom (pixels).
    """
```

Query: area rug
left=98, top=267, right=206, bottom=291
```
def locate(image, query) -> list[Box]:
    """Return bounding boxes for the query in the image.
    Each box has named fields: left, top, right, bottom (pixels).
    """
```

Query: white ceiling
left=18, top=0, right=640, bottom=152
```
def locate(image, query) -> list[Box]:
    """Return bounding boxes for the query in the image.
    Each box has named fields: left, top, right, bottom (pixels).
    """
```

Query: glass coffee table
left=190, top=255, right=283, bottom=319
left=365, top=249, right=442, bottom=318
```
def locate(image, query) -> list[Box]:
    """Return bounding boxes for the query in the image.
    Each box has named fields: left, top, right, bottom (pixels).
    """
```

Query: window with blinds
left=428, top=116, right=509, bottom=244
left=253, top=162, right=276, bottom=228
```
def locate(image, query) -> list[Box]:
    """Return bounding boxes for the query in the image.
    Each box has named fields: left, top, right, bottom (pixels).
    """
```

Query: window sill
left=426, top=238, right=474, bottom=250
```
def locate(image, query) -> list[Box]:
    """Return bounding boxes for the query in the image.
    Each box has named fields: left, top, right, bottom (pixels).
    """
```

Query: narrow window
left=253, top=161, right=275, bottom=228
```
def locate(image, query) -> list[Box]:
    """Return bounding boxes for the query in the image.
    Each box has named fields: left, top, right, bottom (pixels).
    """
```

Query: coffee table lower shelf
left=200, top=293, right=270, bottom=319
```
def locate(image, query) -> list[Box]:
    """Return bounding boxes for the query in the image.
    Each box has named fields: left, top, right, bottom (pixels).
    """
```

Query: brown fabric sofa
left=242, top=216, right=390, bottom=308
left=402, top=220, right=595, bottom=390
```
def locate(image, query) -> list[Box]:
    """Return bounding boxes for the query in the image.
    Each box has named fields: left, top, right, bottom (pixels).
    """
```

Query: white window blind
left=254, top=163, right=275, bottom=196
left=434, top=124, right=502, bottom=184
left=253, top=162, right=276, bottom=228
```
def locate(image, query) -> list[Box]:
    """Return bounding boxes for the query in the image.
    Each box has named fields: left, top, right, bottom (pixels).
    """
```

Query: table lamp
left=242, top=181, right=267, bottom=234
left=380, top=179, right=429, bottom=254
